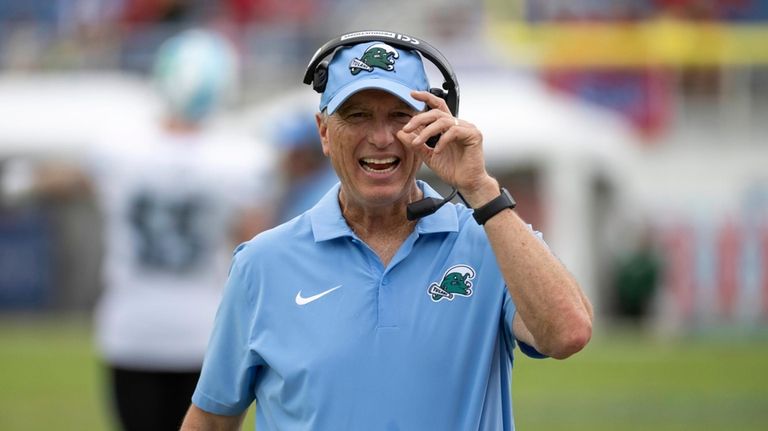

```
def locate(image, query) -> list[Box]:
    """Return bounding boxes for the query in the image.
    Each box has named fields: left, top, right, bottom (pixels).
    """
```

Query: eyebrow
left=337, top=100, right=414, bottom=115
left=336, top=103, right=366, bottom=115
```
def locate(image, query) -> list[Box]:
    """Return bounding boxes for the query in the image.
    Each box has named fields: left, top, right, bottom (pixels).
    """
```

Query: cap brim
left=324, top=77, right=426, bottom=114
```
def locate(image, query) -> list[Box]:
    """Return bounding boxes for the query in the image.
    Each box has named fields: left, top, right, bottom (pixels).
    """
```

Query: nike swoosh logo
left=295, top=285, right=342, bottom=306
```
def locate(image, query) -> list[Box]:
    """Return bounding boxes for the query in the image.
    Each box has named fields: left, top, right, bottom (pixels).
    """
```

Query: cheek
left=328, top=127, right=361, bottom=159
left=322, top=127, right=344, bottom=158
left=406, top=155, right=423, bottom=175
left=323, top=130, right=341, bottom=157
left=325, top=133, right=355, bottom=171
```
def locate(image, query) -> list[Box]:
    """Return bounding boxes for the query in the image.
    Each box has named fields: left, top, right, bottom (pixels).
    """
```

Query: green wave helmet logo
left=349, top=43, right=400, bottom=75
left=428, top=264, right=476, bottom=302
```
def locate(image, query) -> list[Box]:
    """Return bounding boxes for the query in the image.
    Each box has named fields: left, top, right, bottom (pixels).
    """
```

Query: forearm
left=461, top=178, right=593, bottom=359
left=180, top=404, right=246, bottom=431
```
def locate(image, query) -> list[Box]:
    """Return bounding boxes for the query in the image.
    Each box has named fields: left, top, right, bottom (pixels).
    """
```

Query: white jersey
left=90, top=125, right=273, bottom=370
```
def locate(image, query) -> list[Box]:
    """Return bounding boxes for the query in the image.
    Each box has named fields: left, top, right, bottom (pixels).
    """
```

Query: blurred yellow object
left=489, top=18, right=768, bottom=67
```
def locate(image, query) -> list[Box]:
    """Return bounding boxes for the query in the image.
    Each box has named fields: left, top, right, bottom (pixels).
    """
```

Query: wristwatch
left=472, top=187, right=516, bottom=225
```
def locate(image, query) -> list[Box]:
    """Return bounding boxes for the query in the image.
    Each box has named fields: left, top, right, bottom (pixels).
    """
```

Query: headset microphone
left=303, top=30, right=462, bottom=220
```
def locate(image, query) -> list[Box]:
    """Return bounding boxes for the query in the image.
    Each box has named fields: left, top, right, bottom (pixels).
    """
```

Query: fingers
left=399, top=90, right=471, bottom=153
left=402, top=108, right=441, bottom=133
left=428, top=124, right=464, bottom=154
left=412, top=116, right=458, bottom=148
left=410, top=90, right=451, bottom=113
left=402, top=91, right=459, bottom=145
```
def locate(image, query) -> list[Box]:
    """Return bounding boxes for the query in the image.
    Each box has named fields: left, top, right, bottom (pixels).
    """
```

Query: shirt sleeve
left=502, top=291, right=548, bottom=360
left=192, top=244, right=264, bottom=415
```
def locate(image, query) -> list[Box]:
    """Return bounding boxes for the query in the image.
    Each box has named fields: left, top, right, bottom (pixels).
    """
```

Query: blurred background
left=1, top=0, right=767, bottom=430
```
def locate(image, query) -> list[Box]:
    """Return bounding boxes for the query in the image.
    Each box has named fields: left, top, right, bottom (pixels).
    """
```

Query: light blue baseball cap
left=319, top=42, right=429, bottom=114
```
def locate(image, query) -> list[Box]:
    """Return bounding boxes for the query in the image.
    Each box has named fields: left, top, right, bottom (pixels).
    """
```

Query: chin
left=367, top=183, right=414, bottom=206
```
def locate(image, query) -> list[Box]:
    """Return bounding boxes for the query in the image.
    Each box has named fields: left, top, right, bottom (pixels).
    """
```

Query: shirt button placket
left=378, top=272, right=397, bottom=328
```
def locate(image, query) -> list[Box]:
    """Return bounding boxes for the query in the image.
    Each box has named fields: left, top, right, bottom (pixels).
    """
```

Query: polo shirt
left=192, top=181, right=545, bottom=431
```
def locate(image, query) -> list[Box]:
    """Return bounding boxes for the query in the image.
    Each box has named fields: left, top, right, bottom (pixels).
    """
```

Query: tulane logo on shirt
left=428, top=264, right=476, bottom=302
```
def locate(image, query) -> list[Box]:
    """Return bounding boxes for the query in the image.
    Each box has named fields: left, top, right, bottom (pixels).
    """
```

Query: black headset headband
left=302, top=30, right=459, bottom=116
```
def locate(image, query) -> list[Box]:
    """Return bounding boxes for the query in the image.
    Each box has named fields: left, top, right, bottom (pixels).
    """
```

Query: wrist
left=471, top=187, right=517, bottom=225
left=459, top=176, right=499, bottom=209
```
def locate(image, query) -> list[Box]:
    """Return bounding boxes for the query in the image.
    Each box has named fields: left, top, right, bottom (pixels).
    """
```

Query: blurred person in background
left=270, top=109, right=338, bottom=223
left=182, top=31, right=592, bottom=430
left=1, top=28, right=274, bottom=430
left=91, top=28, right=274, bottom=431
left=612, top=225, right=663, bottom=323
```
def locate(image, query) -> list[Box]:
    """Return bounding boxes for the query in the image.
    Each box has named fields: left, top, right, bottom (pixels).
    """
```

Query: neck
left=338, top=184, right=422, bottom=267
left=341, top=194, right=418, bottom=267
left=343, top=206, right=417, bottom=241
left=338, top=184, right=422, bottom=237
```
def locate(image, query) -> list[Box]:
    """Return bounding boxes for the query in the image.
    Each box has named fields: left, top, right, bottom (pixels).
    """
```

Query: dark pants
left=109, top=366, right=201, bottom=431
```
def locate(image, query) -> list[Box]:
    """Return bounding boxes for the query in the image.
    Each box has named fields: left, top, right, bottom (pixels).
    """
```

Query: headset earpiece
left=428, top=87, right=447, bottom=100
left=425, top=87, right=448, bottom=148
left=312, top=60, right=329, bottom=94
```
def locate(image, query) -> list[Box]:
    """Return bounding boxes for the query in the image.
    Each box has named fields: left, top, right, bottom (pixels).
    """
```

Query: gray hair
left=318, top=109, right=329, bottom=124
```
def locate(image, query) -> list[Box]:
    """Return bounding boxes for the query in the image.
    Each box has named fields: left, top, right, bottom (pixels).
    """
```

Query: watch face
left=502, top=188, right=517, bottom=208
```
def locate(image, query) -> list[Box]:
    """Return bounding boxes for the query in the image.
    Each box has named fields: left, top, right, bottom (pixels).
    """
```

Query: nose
left=367, top=117, right=396, bottom=149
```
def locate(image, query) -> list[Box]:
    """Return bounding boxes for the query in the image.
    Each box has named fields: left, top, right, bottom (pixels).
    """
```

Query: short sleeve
left=192, top=245, right=264, bottom=415
left=502, top=291, right=547, bottom=360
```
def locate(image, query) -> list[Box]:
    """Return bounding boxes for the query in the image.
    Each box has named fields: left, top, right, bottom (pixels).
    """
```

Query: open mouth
left=359, top=157, right=400, bottom=174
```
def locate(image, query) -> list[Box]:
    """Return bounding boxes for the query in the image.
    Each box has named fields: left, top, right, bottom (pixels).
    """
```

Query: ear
left=315, top=112, right=330, bottom=157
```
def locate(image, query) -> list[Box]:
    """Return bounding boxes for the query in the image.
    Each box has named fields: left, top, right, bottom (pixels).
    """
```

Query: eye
left=343, top=110, right=370, bottom=121
left=392, top=111, right=413, bottom=123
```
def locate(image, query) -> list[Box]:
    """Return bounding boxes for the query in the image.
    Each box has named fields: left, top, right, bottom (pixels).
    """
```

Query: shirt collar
left=309, top=180, right=459, bottom=242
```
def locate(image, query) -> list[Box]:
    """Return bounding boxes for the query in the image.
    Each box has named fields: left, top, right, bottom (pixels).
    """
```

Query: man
left=182, top=36, right=592, bottom=430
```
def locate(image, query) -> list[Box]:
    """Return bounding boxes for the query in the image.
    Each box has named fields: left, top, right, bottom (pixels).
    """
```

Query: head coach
left=181, top=30, right=593, bottom=431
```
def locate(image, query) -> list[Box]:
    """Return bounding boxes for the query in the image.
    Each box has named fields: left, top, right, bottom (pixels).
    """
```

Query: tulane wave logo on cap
left=349, top=43, right=400, bottom=75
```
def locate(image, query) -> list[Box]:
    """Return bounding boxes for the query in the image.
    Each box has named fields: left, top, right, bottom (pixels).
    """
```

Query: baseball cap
left=319, top=42, right=429, bottom=114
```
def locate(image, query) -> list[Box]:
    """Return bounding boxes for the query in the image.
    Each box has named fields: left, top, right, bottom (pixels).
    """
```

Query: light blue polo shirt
left=192, top=181, right=545, bottom=431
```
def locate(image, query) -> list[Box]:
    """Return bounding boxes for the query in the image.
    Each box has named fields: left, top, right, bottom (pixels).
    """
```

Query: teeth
left=361, top=157, right=397, bottom=164
left=360, top=156, right=399, bottom=174
left=362, top=164, right=397, bottom=173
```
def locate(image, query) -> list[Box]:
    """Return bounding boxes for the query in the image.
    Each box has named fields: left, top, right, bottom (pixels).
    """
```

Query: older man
left=182, top=33, right=592, bottom=431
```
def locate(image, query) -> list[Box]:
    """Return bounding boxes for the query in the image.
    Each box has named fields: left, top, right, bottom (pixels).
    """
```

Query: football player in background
left=3, top=29, right=275, bottom=430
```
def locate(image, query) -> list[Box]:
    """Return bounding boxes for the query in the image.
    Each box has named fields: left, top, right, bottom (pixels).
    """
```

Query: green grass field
left=1, top=315, right=767, bottom=430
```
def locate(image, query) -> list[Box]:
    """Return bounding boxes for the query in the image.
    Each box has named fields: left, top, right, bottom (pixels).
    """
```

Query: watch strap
left=472, top=187, right=516, bottom=225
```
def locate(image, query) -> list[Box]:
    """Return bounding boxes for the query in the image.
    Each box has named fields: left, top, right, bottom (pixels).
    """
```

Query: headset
left=303, top=30, right=463, bottom=220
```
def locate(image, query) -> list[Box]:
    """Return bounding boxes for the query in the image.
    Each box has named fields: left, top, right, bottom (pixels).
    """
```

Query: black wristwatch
left=472, top=187, right=516, bottom=225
